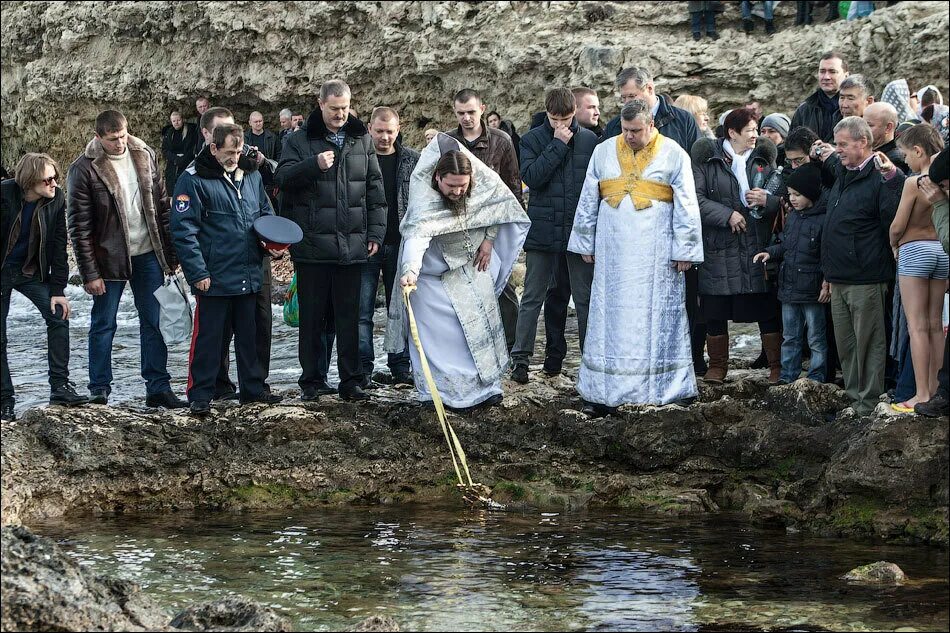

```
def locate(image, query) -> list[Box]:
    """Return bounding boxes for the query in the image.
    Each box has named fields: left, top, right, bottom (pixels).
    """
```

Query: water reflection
left=31, top=507, right=949, bottom=632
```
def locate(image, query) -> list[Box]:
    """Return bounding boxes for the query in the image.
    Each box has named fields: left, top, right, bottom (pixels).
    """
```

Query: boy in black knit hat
left=754, top=162, right=830, bottom=384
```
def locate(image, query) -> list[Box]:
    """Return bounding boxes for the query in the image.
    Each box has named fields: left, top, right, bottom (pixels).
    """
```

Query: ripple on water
left=31, top=507, right=950, bottom=632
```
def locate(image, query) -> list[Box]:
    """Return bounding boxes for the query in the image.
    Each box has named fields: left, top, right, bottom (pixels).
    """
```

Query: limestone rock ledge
left=2, top=374, right=947, bottom=545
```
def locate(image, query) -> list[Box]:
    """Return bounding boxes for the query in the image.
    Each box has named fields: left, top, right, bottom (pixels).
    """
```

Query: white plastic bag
left=153, top=273, right=193, bottom=345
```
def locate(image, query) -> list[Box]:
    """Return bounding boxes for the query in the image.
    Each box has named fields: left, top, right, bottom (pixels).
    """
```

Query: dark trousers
left=706, top=316, right=781, bottom=336
left=359, top=243, right=410, bottom=376
left=796, top=1, right=813, bottom=24
left=511, top=251, right=570, bottom=367
left=685, top=267, right=707, bottom=368
left=938, top=329, right=950, bottom=398
left=187, top=294, right=264, bottom=403
left=216, top=258, right=272, bottom=395
left=499, top=279, right=520, bottom=351
left=297, top=263, right=362, bottom=392
left=690, top=11, right=717, bottom=35
left=1, top=266, right=71, bottom=405
left=565, top=253, right=594, bottom=352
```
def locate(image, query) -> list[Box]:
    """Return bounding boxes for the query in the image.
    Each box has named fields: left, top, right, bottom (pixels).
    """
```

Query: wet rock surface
left=842, top=561, right=907, bottom=584
left=3, top=371, right=947, bottom=545
left=0, top=525, right=294, bottom=632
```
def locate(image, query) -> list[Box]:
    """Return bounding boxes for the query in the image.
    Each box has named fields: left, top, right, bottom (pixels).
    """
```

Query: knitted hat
left=930, top=147, right=949, bottom=184
left=786, top=162, right=823, bottom=204
left=760, top=113, right=791, bottom=139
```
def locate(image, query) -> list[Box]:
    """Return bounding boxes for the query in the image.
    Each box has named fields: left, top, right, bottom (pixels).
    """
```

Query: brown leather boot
left=762, top=332, right=783, bottom=385
left=703, top=335, right=729, bottom=384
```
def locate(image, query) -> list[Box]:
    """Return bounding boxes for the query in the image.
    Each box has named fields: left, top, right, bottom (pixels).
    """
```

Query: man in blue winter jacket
left=171, top=123, right=283, bottom=416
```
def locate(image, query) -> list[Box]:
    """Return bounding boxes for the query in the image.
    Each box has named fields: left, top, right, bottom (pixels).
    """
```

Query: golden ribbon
left=402, top=284, right=498, bottom=509
left=598, top=131, right=674, bottom=210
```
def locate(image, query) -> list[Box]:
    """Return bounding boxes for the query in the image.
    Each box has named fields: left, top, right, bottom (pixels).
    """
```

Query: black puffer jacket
left=275, top=111, right=386, bottom=265
left=691, top=137, right=781, bottom=296
left=766, top=193, right=827, bottom=303
left=520, top=118, right=598, bottom=252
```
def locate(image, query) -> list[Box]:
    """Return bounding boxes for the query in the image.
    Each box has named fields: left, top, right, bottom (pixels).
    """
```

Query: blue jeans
left=358, top=244, right=409, bottom=377
left=741, top=1, right=774, bottom=20
left=893, top=328, right=916, bottom=403
left=781, top=303, right=827, bottom=382
left=88, top=251, right=171, bottom=396
left=690, top=11, right=717, bottom=35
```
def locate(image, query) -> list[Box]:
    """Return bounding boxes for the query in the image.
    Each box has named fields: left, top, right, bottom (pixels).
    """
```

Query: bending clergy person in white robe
left=385, top=134, right=530, bottom=410
left=567, top=99, right=703, bottom=412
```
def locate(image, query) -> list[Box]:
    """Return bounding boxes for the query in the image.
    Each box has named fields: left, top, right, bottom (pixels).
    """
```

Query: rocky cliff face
left=2, top=1, right=948, bottom=170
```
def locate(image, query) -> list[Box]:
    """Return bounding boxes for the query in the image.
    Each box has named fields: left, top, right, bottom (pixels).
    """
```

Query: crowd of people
left=1, top=49, right=948, bottom=422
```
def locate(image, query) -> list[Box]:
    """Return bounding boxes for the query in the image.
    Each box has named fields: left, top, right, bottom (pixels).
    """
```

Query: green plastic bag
left=283, top=273, right=299, bottom=327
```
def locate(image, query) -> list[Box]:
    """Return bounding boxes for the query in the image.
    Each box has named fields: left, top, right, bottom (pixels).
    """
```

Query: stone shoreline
left=3, top=371, right=947, bottom=547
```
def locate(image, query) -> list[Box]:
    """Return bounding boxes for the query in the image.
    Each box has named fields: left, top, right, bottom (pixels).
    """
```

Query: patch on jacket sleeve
left=175, top=194, right=191, bottom=213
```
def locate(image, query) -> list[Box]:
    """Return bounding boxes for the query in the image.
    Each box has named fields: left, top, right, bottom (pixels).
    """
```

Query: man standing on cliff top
left=446, top=88, right=523, bottom=352
left=568, top=99, right=703, bottom=417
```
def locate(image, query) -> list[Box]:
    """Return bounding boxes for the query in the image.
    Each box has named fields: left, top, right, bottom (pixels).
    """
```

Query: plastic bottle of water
left=749, top=166, right=784, bottom=220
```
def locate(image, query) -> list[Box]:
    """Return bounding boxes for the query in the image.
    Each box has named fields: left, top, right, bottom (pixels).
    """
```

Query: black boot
left=765, top=19, right=776, bottom=34
left=339, top=385, right=369, bottom=401
left=190, top=401, right=211, bottom=417
left=511, top=364, right=529, bottom=384
left=145, top=390, right=188, bottom=409
left=743, top=18, right=754, bottom=32
left=50, top=382, right=89, bottom=407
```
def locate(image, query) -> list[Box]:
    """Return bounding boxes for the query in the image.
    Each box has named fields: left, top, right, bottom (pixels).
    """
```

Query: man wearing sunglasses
left=2, top=153, right=89, bottom=421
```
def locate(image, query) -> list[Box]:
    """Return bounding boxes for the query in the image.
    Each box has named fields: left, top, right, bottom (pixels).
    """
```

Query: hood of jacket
left=304, top=110, right=369, bottom=141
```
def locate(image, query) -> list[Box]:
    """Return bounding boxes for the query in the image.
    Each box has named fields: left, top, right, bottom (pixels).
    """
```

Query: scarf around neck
left=723, top=139, right=752, bottom=207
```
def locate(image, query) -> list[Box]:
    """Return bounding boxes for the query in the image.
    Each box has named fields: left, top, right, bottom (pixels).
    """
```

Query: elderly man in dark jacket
left=2, top=154, right=89, bottom=421
left=790, top=51, right=848, bottom=142
left=359, top=106, right=420, bottom=387
left=511, top=88, right=598, bottom=383
left=172, top=123, right=282, bottom=416
left=67, top=109, right=185, bottom=409
left=601, top=67, right=701, bottom=153
left=811, top=116, right=906, bottom=415
left=276, top=79, right=387, bottom=402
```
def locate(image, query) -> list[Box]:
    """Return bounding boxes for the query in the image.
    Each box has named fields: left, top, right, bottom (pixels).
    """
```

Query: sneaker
left=339, top=385, right=369, bottom=401
left=511, top=364, right=529, bottom=384
left=50, top=382, right=89, bottom=407
left=241, top=392, right=282, bottom=406
left=915, top=395, right=948, bottom=418
left=190, top=401, right=211, bottom=417
left=88, top=390, right=108, bottom=405
left=391, top=371, right=414, bottom=386
left=145, top=391, right=188, bottom=409
left=1, top=402, right=14, bottom=422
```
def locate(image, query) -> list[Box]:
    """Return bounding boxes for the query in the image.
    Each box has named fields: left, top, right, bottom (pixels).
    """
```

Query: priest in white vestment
left=384, top=134, right=530, bottom=411
left=567, top=99, right=704, bottom=415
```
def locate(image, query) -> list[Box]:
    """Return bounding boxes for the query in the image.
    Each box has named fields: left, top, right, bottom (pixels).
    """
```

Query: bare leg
left=899, top=275, right=933, bottom=406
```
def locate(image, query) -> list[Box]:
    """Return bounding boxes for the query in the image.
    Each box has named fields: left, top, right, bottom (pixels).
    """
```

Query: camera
left=814, top=146, right=825, bottom=157
left=242, top=145, right=259, bottom=162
